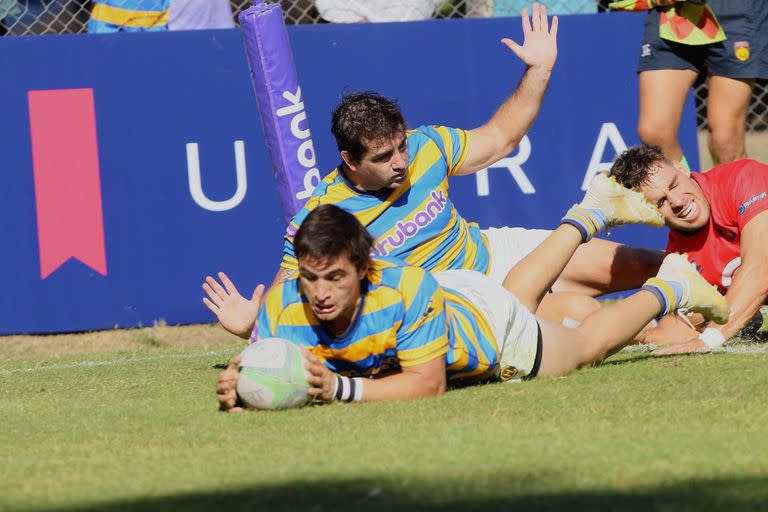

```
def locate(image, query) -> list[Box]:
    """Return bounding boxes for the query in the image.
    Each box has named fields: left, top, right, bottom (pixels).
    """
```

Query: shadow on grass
left=45, top=476, right=768, bottom=512
left=600, top=353, right=655, bottom=367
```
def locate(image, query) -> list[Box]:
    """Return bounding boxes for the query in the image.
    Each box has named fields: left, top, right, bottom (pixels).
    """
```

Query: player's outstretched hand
left=216, top=355, right=245, bottom=413
left=502, top=2, right=558, bottom=72
left=302, top=347, right=336, bottom=402
left=203, top=272, right=264, bottom=340
left=652, top=338, right=711, bottom=356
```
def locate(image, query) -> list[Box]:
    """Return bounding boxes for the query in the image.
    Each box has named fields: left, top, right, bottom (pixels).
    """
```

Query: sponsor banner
left=0, top=13, right=698, bottom=333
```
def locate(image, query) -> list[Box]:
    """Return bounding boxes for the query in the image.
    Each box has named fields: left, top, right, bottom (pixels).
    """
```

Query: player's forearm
left=487, top=66, right=551, bottom=154
left=459, top=66, right=552, bottom=175
left=358, top=368, right=446, bottom=402
left=707, top=265, right=768, bottom=339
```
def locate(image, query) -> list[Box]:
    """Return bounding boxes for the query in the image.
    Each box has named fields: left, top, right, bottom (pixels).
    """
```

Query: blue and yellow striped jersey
left=281, top=125, right=491, bottom=275
left=88, top=0, right=169, bottom=33
left=257, top=257, right=499, bottom=382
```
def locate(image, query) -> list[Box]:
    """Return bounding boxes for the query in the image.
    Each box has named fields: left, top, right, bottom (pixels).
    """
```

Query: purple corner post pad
left=239, top=3, right=320, bottom=224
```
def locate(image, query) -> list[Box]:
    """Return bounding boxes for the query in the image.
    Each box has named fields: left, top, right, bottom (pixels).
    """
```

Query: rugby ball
left=236, top=338, right=311, bottom=410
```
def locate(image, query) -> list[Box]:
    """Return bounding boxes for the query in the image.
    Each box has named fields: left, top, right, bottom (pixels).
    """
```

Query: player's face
left=639, top=162, right=710, bottom=232
left=297, top=253, right=367, bottom=336
left=344, top=131, right=409, bottom=191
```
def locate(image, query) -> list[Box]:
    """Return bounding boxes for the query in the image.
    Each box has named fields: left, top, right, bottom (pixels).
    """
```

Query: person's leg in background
left=637, top=69, right=699, bottom=165
left=636, top=8, right=701, bottom=169
left=705, top=76, right=753, bottom=165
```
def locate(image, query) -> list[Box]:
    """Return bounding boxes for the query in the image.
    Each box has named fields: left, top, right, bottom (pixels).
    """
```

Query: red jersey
left=666, top=160, right=768, bottom=294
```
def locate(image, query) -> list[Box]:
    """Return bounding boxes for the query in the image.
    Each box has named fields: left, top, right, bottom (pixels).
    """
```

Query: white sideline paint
left=623, top=344, right=768, bottom=355
left=2, top=345, right=766, bottom=376
left=0, top=349, right=233, bottom=375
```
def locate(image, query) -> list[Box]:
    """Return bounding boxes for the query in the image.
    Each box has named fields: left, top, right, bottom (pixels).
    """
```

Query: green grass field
left=2, top=324, right=768, bottom=512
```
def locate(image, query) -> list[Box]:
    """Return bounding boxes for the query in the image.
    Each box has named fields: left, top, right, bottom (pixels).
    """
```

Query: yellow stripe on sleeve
left=325, top=329, right=399, bottom=363
left=398, top=267, right=426, bottom=313
left=263, top=283, right=286, bottom=330
left=280, top=254, right=299, bottom=271
left=280, top=302, right=321, bottom=326
left=398, top=335, right=449, bottom=367
left=451, top=129, right=471, bottom=176
left=432, top=126, right=455, bottom=169
left=91, top=3, right=169, bottom=27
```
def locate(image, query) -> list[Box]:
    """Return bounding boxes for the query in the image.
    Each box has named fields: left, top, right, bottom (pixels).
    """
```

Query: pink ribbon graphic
left=28, top=88, right=107, bottom=279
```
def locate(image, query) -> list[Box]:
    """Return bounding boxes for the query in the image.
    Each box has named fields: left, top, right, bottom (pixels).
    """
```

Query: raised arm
left=457, top=3, right=558, bottom=175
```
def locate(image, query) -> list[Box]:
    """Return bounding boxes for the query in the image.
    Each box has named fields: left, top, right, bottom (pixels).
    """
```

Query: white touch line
left=624, top=344, right=768, bottom=354
left=0, top=349, right=235, bottom=375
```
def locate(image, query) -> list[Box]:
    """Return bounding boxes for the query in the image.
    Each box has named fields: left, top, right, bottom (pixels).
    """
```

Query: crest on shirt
left=498, top=365, right=519, bottom=382
left=734, top=41, right=750, bottom=62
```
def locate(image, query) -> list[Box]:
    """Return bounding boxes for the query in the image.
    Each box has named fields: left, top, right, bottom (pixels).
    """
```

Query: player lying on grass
left=272, top=3, right=663, bottom=326
left=207, top=186, right=727, bottom=410
left=609, top=145, right=768, bottom=354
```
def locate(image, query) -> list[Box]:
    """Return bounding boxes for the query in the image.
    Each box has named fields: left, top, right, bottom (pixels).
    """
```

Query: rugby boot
left=643, top=253, right=729, bottom=324
left=580, top=172, right=664, bottom=227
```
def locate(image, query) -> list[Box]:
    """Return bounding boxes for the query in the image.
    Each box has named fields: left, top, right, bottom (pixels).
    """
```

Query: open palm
left=502, top=3, right=558, bottom=71
left=203, top=272, right=264, bottom=339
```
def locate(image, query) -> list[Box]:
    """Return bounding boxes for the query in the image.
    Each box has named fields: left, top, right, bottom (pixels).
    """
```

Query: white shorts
left=433, top=269, right=541, bottom=380
left=482, top=227, right=552, bottom=284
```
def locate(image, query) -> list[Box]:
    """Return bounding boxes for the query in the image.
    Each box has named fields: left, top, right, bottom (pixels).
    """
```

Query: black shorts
left=637, top=0, right=768, bottom=79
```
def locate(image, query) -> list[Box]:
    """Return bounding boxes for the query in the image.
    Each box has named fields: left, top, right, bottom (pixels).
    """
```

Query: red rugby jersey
left=666, top=160, right=768, bottom=294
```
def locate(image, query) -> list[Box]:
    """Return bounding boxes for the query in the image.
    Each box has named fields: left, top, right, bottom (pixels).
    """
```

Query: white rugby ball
left=236, top=338, right=310, bottom=410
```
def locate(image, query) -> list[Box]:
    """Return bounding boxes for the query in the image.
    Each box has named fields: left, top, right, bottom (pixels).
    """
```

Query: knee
left=537, top=292, right=601, bottom=325
left=708, top=127, right=745, bottom=163
left=566, top=295, right=601, bottom=324
left=637, top=118, right=675, bottom=148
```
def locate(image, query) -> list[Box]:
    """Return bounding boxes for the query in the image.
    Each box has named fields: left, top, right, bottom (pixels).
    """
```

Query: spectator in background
left=168, top=0, right=233, bottom=30
left=636, top=0, right=768, bottom=169
left=464, top=0, right=494, bottom=18
left=314, top=0, right=445, bottom=23
left=494, top=0, right=596, bottom=16
left=88, top=0, right=169, bottom=33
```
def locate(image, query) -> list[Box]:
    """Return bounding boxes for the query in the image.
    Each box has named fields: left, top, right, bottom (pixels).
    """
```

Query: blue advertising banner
left=0, top=13, right=699, bottom=334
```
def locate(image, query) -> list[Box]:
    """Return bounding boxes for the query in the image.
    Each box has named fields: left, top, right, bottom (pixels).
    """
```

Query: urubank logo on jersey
left=372, top=190, right=448, bottom=256
left=738, top=192, right=766, bottom=215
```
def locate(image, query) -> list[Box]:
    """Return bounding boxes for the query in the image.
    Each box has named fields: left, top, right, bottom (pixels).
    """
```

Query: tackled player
left=610, top=144, right=768, bottom=354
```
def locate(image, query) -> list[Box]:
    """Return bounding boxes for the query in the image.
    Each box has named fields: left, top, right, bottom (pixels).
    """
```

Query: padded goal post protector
left=239, top=0, right=321, bottom=224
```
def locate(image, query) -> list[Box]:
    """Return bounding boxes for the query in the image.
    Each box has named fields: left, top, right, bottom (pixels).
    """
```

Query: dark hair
left=609, top=144, right=669, bottom=189
left=294, top=204, right=373, bottom=271
left=331, top=92, right=406, bottom=163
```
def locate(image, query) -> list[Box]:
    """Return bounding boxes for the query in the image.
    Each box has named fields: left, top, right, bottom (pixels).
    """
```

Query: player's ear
left=356, top=261, right=369, bottom=280
left=341, top=150, right=358, bottom=172
left=672, top=160, right=691, bottom=177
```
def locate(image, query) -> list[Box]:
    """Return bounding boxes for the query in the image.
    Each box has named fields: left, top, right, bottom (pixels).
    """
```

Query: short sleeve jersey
left=666, top=160, right=768, bottom=293
left=280, top=126, right=491, bottom=275
left=256, top=258, right=499, bottom=382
